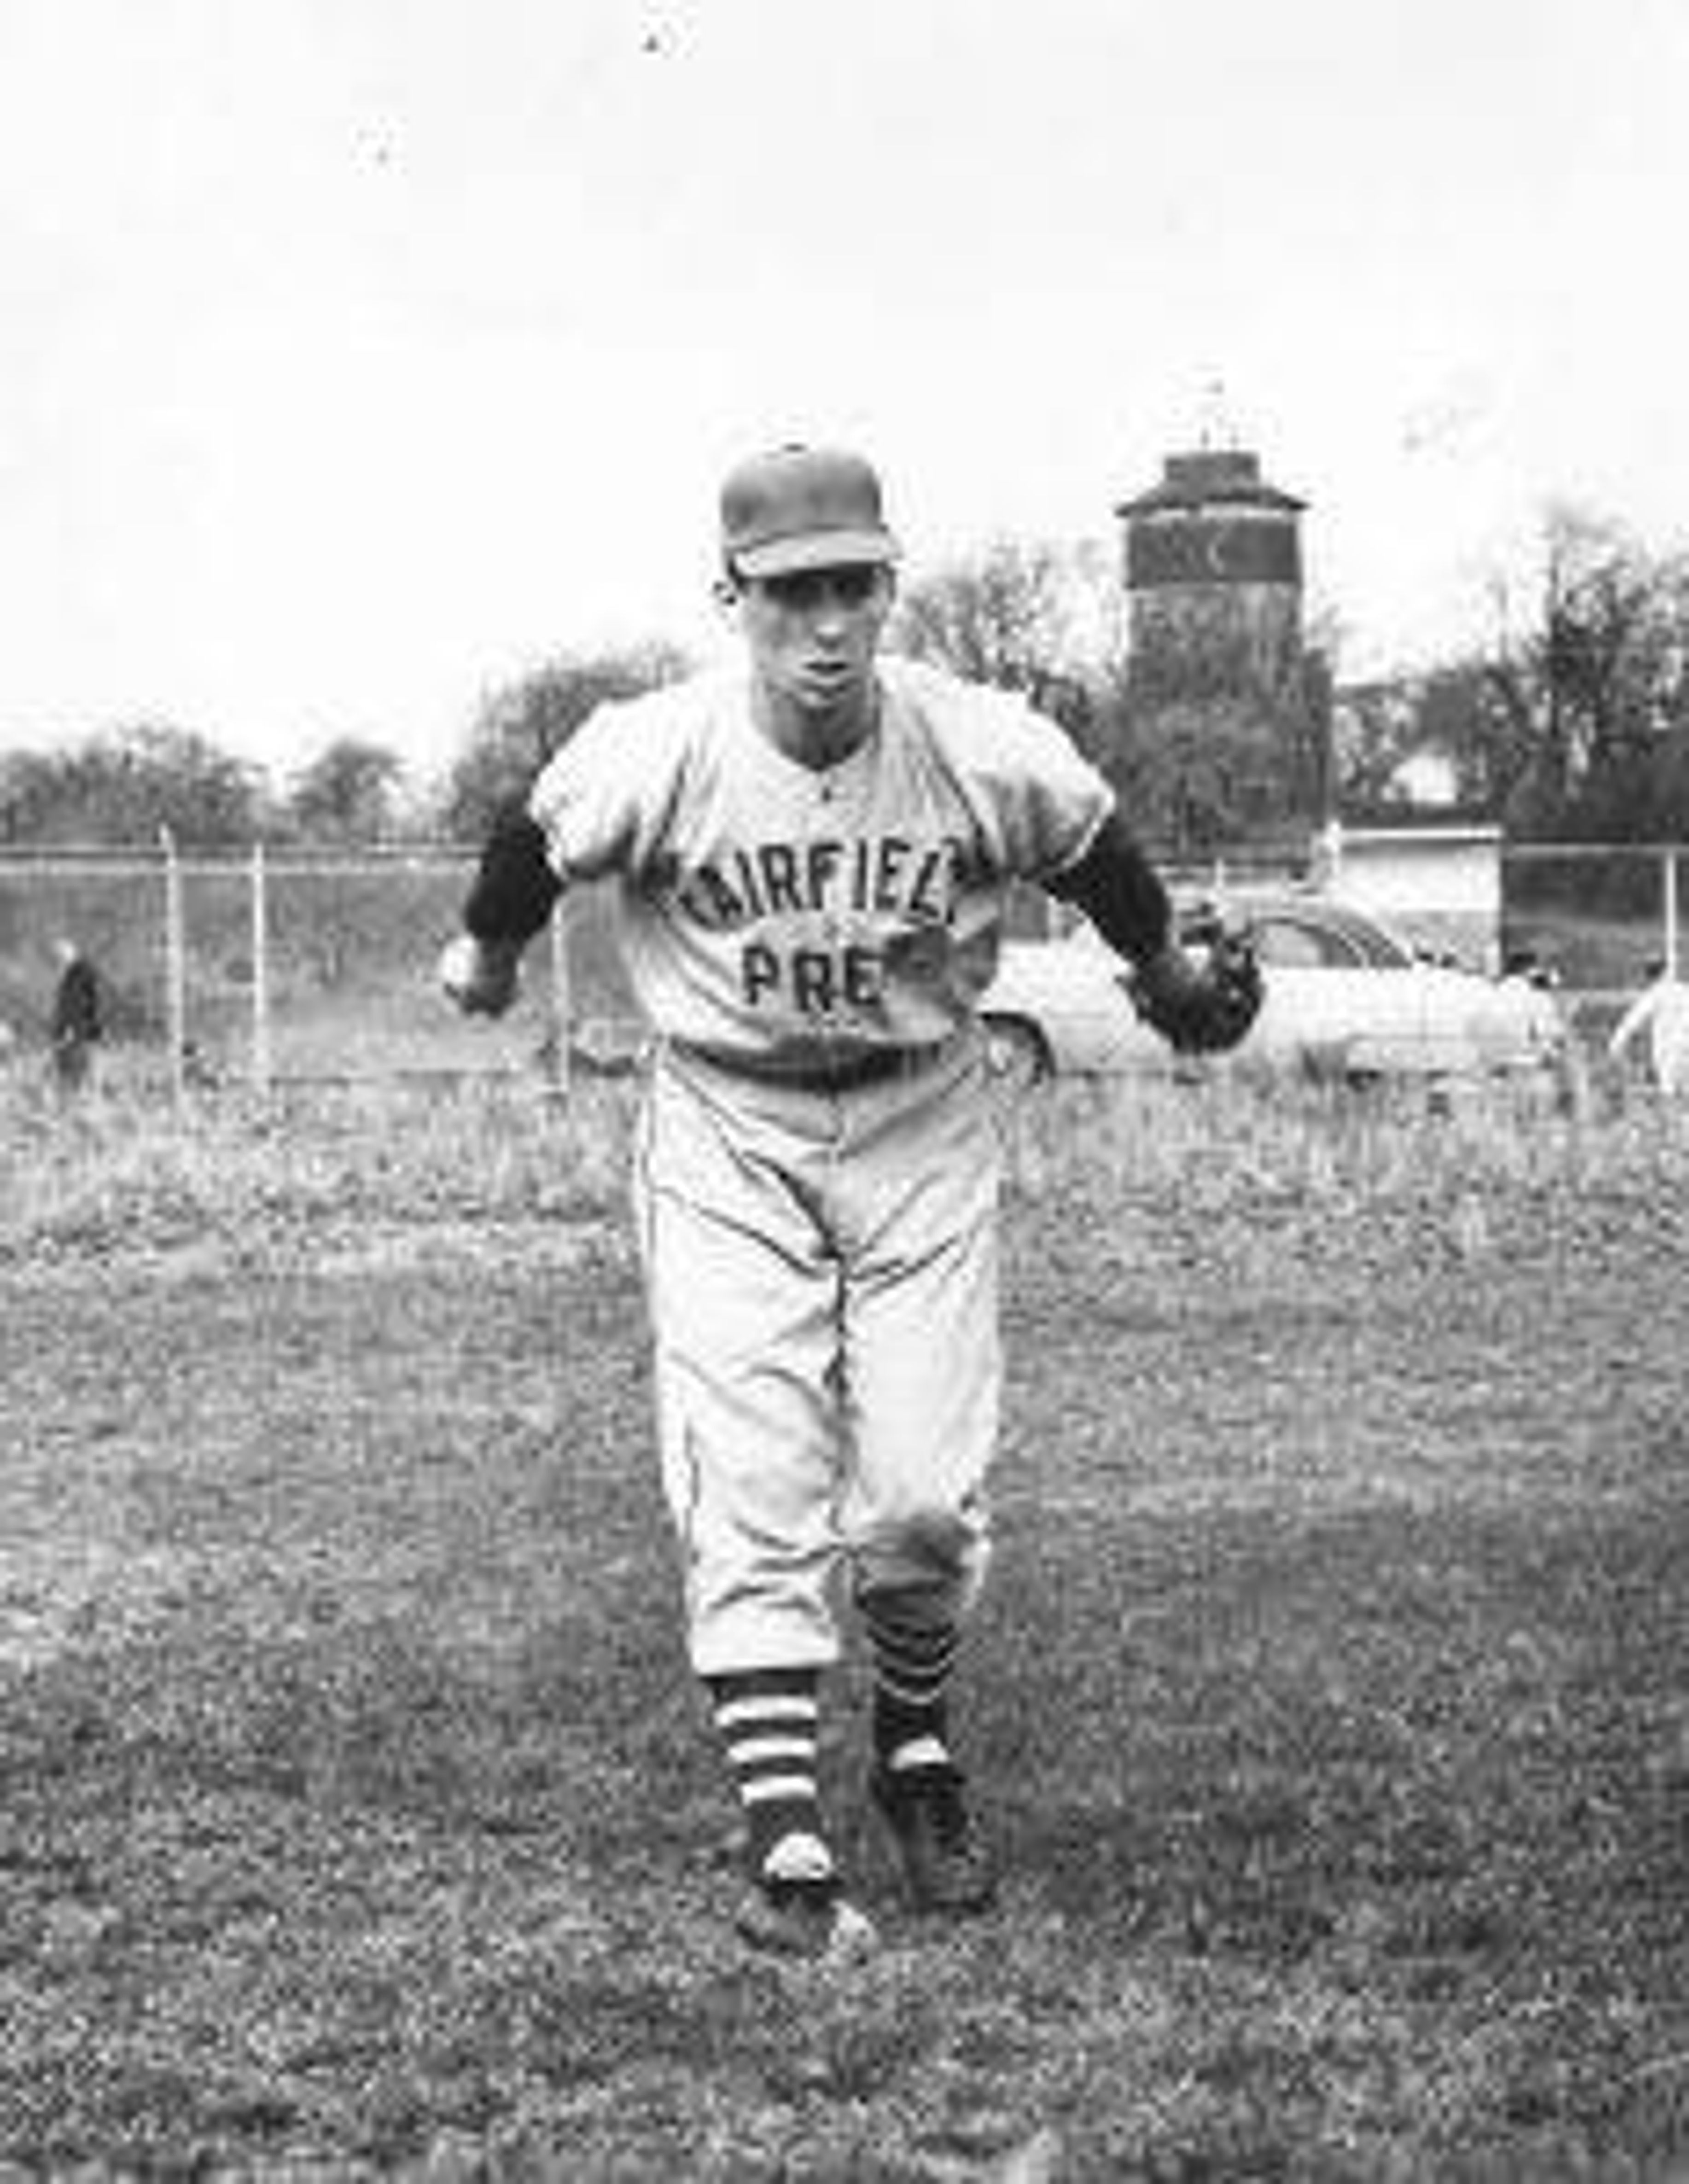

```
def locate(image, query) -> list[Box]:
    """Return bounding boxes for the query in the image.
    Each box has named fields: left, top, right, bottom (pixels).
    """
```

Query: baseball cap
left=719, top=444, right=899, bottom=578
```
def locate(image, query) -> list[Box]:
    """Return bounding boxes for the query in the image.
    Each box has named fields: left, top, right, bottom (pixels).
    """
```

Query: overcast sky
left=3, top=0, right=1686, bottom=786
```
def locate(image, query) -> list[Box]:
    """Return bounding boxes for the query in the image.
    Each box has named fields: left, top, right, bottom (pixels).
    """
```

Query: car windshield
left=1252, top=912, right=1415, bottom=970
left=1179, top=896, right=1419, bottom=972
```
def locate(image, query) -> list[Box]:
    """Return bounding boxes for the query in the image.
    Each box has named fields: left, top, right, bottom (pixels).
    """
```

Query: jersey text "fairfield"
left=663, top=833, right=967, bottom=932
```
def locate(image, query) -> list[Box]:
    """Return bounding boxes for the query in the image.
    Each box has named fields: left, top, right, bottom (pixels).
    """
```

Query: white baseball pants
left=631, top=1036, right=1002, bottom=1679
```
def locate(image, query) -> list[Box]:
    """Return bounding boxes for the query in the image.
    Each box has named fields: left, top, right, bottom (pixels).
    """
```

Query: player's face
left=737, top=563, right=894, bottom=735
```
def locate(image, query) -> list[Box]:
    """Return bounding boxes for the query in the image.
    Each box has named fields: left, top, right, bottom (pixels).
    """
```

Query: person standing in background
left=50, top=938, right=103, bottom=1093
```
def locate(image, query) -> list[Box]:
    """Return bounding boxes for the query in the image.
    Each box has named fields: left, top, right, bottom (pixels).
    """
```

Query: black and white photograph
left=2, top=2, right=1688, bottom=2174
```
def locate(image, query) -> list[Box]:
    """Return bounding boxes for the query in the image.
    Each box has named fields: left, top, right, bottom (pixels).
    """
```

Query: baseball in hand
left=438, top=934, right=517, bottom=1016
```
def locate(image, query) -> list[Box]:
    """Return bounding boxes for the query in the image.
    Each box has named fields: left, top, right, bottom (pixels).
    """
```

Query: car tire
left=983, top=1014, right=1051, bottom=1095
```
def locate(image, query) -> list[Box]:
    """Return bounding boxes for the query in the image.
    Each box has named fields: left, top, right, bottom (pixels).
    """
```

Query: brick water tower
left=1115, top=437, right=1326, bottom=842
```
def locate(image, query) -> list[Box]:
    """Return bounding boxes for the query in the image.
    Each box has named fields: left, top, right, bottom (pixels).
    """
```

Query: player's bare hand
left=438, top=934, right=521, bottom=1018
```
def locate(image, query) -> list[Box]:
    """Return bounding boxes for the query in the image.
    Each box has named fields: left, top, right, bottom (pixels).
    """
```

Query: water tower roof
left=1116, top=448, right=1305, bottom=518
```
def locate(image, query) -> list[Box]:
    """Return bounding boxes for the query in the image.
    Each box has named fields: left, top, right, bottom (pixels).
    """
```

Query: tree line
left=4, top=504, right=1688, bottom=860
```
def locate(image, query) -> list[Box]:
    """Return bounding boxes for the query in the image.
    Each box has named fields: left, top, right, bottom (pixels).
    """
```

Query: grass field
left=2, top=1069, right=1689, bottom=2178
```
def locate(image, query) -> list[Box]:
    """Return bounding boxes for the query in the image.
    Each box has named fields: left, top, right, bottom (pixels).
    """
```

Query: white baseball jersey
left=526, top=655, right=1114, bottom=1067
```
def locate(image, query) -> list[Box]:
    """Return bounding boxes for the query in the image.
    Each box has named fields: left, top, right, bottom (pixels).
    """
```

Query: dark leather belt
left=669, top=1036, right=956, bottom=1095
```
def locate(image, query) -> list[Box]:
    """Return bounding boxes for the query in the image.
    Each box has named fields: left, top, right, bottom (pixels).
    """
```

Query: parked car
left=980, top=891, right=1570, bottom=1089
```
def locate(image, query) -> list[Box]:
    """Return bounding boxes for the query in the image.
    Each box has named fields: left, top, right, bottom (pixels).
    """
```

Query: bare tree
left=1479, top=505, right=1689, bottom=835
left=893, top=540, right=1067, bottom=683
left=888, top=538, right=1120, bottom=733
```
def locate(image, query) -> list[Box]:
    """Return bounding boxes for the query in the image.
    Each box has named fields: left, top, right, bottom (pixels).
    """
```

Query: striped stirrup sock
left=861, top=1606, right=959, bottom=1773
left=708, top=1667, right=834, bottom=1884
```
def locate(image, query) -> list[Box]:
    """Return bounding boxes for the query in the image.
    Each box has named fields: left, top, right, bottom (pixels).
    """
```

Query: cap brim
left=734, top=529, right=900, bottom=578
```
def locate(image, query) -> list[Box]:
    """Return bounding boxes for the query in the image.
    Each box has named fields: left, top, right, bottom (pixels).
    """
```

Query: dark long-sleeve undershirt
left=462, top=803, right=561, bottom=947
left=1044, top=810, right=1172, bottom=966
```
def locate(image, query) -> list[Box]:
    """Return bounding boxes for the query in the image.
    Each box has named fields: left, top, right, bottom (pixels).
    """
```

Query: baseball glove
left=1127, top=926, right=1264, bottom=1055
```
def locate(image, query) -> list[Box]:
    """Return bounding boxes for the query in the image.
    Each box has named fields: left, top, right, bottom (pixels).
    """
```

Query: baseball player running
left=440, top=443, right=1259, bottom=1958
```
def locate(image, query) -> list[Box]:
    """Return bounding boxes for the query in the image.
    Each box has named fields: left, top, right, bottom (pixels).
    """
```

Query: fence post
left=251, top=842, right=273, bottom=1098
left=160, top=827, right=186, bottom=1107
left=1312, top=817, right=1344, bottom=891
left=547, top=906, right=572, bottom=1098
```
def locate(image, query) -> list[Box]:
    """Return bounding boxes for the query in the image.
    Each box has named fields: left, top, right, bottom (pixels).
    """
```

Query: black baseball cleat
left=734, top=1874, right=878, bottom=1961
left=870, top=1760, right=998, bottom=1915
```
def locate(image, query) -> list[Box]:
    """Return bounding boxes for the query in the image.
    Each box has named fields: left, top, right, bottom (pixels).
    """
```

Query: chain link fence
left=0, top=844, right=638, bottom=1098
left=0, top=838, right=1683, bottom=1096
left=1503, top=842, right=1685, bottom=1051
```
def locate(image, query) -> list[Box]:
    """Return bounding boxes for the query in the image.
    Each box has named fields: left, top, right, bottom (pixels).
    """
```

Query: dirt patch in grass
left=3, top=1167, right=1689, bottom=2176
